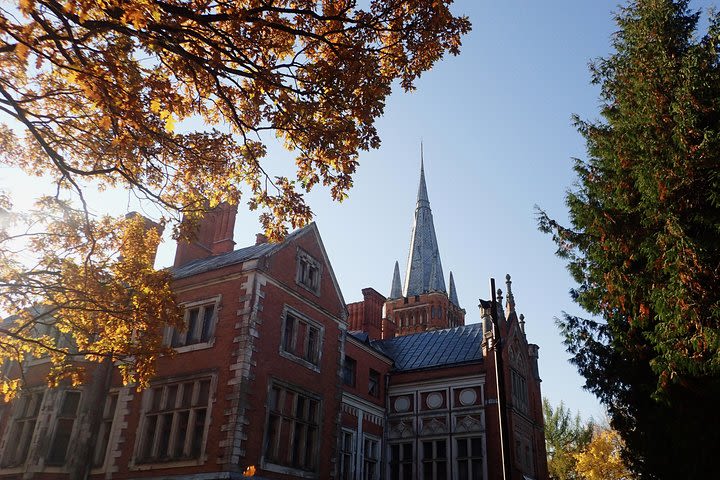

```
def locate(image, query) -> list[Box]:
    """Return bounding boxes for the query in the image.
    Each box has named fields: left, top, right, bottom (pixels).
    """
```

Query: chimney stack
left=174, top=203, right=237, bottom=267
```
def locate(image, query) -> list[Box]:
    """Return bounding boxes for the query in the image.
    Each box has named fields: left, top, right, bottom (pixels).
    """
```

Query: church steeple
left=403, top=153, right=446, bottom=296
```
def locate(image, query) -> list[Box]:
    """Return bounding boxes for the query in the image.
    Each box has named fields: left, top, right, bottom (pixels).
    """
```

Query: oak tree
left=0, top=0, right=470, bottom=396
left=539, top=0, right=720, bottom=477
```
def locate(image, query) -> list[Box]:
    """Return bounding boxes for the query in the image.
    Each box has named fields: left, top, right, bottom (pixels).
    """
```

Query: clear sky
left=3, top=0, right=716, bottom=422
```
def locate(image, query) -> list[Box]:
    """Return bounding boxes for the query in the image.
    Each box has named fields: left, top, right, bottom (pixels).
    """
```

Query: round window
left=426, top=392, right=443, bottom=409
left=394, top=396, right=411, bottom=412
left=459, top=388, right=477, bottom=406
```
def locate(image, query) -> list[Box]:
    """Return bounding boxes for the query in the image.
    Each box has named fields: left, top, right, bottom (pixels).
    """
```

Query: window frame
left=279, top=307, right=324, bottom=371
left=296, top=249, right=322, bottom=295
left=92, top=390, right=120, bottom=469
left=389, top=441, right=415, bottom=480
left=421, top=437, right=449, bottom=480
left=165, top=296, right=221, bottom=353
left=362, top=434, right=380, bottom=480
left=342, top=356, right=357, bottom=387
left=132, top=373, right=216, bottom=468
left=455, top=436, right=484, bottom=480
left=262, top=380, right=322, bottom=476
left=339, top=429, right=356, bottom=480
left=1, top=389, right=44, bottom=467
left=46, top=389, right=82, bottom=466
left=368, top=369, right=381, bottom=397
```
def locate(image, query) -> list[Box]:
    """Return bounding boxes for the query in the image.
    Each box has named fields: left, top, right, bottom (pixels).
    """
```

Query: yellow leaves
left=19, top=0, right=35, bottom=15
left=243, top=465, right=256, bottom=477
left=1, top=379, right=21, bottom=402
left=574, top=429, right=633, bottom=480
left=159, top=108, right=175, bottom=133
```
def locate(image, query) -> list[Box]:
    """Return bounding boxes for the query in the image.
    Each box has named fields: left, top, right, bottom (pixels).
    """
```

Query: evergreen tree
left=539, top=1, right=720, bottom=477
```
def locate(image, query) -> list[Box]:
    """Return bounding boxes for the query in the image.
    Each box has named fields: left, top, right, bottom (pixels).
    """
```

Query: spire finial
left=519, top=313, right=526, bottom=333
left=505, top=274, right=515, bottom=313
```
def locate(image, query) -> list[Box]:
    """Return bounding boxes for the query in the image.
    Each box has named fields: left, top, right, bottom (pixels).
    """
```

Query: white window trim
left=295, top=248, right=323, bottom=295
left=339, top=428, right=356, bottom=480
left=261, top=379, right=323, bottom=478
left=279, top=306, right=324, bottom=372
left=129, top=372, right=217, bottom=471
left=419, top=436, right=450, bottom=480
left=453, top=434, right=487, bottom=480
left=362, top=433, right=381, bottom=480
left=90, top=388, right=121, bottom=473
left=164, top=295, right=221, bottom=353
left=0, top=388, right=46, bottom=470
left=45, top=389, right=83, bottom=467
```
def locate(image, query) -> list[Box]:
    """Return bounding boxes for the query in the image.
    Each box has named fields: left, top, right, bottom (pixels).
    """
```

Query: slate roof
left=402, top=157, right=447, bottom=297
left=371, top=323, right=483, bottom=372
left=172, top=225, right=308, bottom=279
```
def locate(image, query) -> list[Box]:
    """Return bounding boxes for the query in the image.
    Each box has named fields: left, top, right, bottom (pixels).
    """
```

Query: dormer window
left=296, top=250, right=322, bottom=295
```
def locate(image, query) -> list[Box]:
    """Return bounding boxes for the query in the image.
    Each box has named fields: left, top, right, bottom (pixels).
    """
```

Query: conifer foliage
left=539, top=0, right=720, bottom=477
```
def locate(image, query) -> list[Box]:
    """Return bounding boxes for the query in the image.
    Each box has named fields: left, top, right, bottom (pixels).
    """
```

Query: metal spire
left=390, top=260, right=402, bottom=299
left=403, top=151, right=446, bottom=296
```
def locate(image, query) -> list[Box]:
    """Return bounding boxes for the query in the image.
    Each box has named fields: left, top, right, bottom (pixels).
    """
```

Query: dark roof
left=172, top=226, right=309, bottom=279
left=372, top=323, right=483, bottom=372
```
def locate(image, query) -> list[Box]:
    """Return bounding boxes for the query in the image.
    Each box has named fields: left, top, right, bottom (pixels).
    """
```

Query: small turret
left=389, top=261, right=402, bottom=299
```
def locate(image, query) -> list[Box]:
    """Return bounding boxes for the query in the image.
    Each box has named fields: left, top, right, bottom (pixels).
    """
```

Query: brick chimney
left=346, top=287, right=386, bottom=340
left=173, top=203, right=237, bottom=267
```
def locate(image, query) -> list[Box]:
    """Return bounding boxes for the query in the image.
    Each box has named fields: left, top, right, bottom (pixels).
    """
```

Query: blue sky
left=4, top=0, right=716, bottom=421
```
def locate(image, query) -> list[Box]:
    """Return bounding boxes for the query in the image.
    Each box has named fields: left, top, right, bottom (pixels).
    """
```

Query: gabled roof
left=172, top=223, right=346, bottom=315
left=372, top=323, right=483, bottom=372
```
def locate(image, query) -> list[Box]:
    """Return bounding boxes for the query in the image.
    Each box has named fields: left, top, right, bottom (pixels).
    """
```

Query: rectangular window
left=264, top=383, right=320, bottom=472
left=368, top=369, right=380, bottom=397
left=363, top=436, right=379, bottom=480
left=296, top=250, right=322, bottom=294
left=342, top=356, right=356, bottom=387
left=138, top=378, right=211, bottom=463
left=281, top=311, right=322, bottom=367
left=390, top=442, right=414, bottom=480
left=93, top=392, right=119, bottom=467
left=422, top=439, right=448, bottom=480
left=2, top=390, right=43, bottom=467
left=47, top=390, right=82, bottom=465
left=170, top=302, right=216, bottom=348
left=339, top=430, right=355, bottom=480
left=511, top=369, right=528, bottom=413
left=457, top=437, right=483, bottom=480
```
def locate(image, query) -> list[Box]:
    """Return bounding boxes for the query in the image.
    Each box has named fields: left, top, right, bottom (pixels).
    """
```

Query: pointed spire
left=448, top=271, right=459, bottom=306
left=403, top=150, right=446, bottom=297
left=390, top=261, right=402, bottom=299
left=505, top=274, right=516, bottom=313
left=417, top=143, right=430, bottom=208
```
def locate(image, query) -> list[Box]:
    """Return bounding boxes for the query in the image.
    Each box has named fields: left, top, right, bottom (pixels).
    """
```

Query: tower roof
left=449, top=271, right=460, bottom=307
left=403, top=155, right=447, bottom=296
left=389, top=261, right=402, bottom=299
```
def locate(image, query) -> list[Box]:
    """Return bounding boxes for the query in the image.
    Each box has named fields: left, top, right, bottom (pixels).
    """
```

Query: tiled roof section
left=403, top=158, right=447, bottom=296
left=373, top=323, right=483, bottom=371
left=172, top=225, right=309, bottom=279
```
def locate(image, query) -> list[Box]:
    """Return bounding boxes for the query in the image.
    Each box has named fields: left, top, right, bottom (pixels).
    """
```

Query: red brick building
left=0, top=162, right=548, bottom=480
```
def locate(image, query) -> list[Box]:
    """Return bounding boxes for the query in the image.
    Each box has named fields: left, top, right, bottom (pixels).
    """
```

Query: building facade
left=0, top=161, right=548, bottom=480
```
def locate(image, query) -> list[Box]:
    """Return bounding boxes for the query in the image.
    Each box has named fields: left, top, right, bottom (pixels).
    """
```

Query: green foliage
left=539, top=1, right=720, bottom=477
left=543, top=398, right=594, bottom=480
